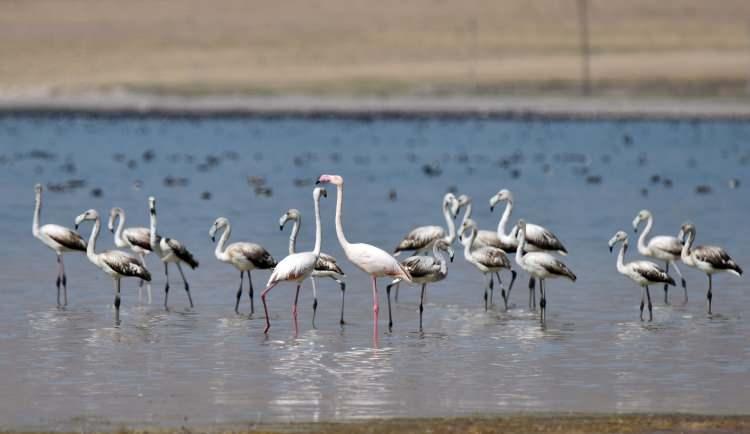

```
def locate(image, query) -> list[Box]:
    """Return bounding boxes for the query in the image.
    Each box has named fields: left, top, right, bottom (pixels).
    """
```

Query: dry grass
left=1, top=0, right=750, bottom=96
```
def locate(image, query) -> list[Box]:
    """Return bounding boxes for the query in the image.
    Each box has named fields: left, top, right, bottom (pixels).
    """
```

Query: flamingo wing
left=42, top=224, right=87, bottom=251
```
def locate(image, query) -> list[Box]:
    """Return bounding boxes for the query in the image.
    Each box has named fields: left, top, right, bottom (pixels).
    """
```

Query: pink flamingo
left=261, top=187, right=325, bottom=334
left=316, top=174, right=411, bottom=335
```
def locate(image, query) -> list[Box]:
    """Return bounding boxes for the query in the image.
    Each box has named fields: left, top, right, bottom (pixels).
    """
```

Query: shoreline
left=10, top=413, right=750, bottom=433
left=2, top=93, right=750, bottom=121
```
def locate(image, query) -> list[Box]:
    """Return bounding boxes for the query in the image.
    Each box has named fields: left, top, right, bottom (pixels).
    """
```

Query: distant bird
left=317, top=174, right=411, bottom=336
left=633, top=209, right=686, bottom=304
left=32, top=183, right=87, bottom=307
left=108, top=207, right=158, bottom=304
left=148, top=197, right=199, bottom=310
left=459, top=219, right=513, bottom=311
left=385, top=239, right=454, bottom=331
left=75, top=209, right=151, bottom=324
left=281, top=208, right=346, bottom=326
left=490, top=189, right=568, bottom=309
left=261, top=187, right=325, bottom=334
left=393, top=192, right=459, bottom=256
left=608, top=230, right=674, bottom=321
left=678, top=223, right=743, bottom=315
left=515, top=219, right=576, bottom=322
left=210, top=217, right=276, bottom=316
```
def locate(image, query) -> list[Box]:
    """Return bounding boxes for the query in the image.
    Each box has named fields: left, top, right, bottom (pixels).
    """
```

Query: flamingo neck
left=333, top=183, right=351, bottom=251
left=86, top=216, right=100, bottom=262
left=443, top=203, right=456, bottom=243
left=617, top=241, right=627, bottom=274
left=433, top=244, right=448, bottom=277
left=33, top=193, right=41, bottom=237
left=498, top=200, right=513, bottom=239
left=460, top=201, right=473, bottom=229
left=462, top=228, right=476, bottom=259
left=515, top=227, right=526, bottom=266
left=637, top=215, right=652, bottom=254
left=149, top=209, right=160, bottom=254
left=312, top=193, right=322, bottom=256
left=215, top=224, right=231, bottom=261
left=681, top=231, right=695, bottom=266
left=288, top=217, right=300, bottom=255
left=113, top=212, right=126, bottom=246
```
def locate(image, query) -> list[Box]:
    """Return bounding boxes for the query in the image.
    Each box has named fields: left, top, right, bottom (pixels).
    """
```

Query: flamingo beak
left=315, top=179, right=321, bottom=185
left=279, top=225, right=283, bottom=231
left=609, top=245, right=613, bottom=253
left=75, top=224, right=79, bottom=230
left=211, top=236, right=215, bottom=243
left=490, top=205, right=494, bottom=212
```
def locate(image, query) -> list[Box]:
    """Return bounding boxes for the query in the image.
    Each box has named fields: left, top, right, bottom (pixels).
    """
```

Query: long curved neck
left=149, top=209, right=159, bottom=253
left=443, top=204, right=456, bottom=243
left=498, top=200, right=513, bottom=238
left=33, top=193, right=41, bottom=237
left=681, top=231, right=695, bottom=265
left=463, top=228, right=477, bottom=258
left=86, top=217, right=100, bottom=261
left=113, top=212, right=126, bottom=245
left=617, top=241, right=627, bottom=273
left=515, top=227, right=526, bottom=265
left=637, top=215, right=652, bottom=253
left=333, top=184, right=351, bottom=251
left=288, top=217, right=300, bottom=255
left=215, top=224, right=231, bottom=261
left=312, top=194, right=322, bottom=256
left=460, top=201, right=472, bottom=230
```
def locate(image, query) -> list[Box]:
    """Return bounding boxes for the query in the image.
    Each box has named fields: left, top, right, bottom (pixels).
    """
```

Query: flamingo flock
left=32, top=177, right=743, bottom=331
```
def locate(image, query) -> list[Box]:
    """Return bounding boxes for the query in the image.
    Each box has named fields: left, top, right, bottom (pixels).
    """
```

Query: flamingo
left=108, top=207, right=158, bottom=304
left=608, top=230, right=674, bottom=321
left=148, top=197, right=199, bottom=310
left=32, top=183, right=87, bottom=307
left=393, top=193, right=459, bottom=256
left=209, top=217, right=277, bottom=316
left=75, top=209, right=151, bottom=324
left=632, top=209, right=686, bottom=304
left=459, top=219, right=513, bottom=311
left=261, top=187, right=325, bottom=334
left=385, top=239, right=454, bottom=331
left=280, top=208, right=347, bottom=326
left=515, top=219, right=576, bottom=322
left=316, top=174, right=411, bottom=336
left=678, top=223, right=743, bottom=315
left=490, top=188, right=568, bottom=309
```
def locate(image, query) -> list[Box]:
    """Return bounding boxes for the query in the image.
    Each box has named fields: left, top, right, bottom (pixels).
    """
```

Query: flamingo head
left=316, top=174, right=343, bottom=186
left=107, top=207, right=123, bottom=233
left=443, top=193, right=459, bottom=218
left=209, top=217, right=229, bottom=242
left=279, top=209, right=300, bottom=231
left=148, top=196, right=156, bottom=216
left=678, top=222, right=695, bottom=242
left=434, top=239, right=455, bottom=262
left=632, top=209, right=650, bottom=232
left=314, top=186, right=328, bottom=201
left=34, top=183, right=42, bottom=196
left=75, top=209, right=99, bottom=230
left=489, top=188, right=511, bottom=212
left=608, top=230, right=628, bottom=252
left=458, top=218, right=477, bottom=244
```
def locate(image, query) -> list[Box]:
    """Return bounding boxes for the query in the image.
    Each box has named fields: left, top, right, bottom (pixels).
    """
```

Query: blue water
left=0, top=114, right=748, bottom=430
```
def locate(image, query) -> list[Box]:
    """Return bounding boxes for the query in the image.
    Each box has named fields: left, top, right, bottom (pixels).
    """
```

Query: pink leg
left=261, top=282, right=278, bottom=334
left=292, top=284, right=301, bottom=335
left=371, top=276, right=379, bottom=336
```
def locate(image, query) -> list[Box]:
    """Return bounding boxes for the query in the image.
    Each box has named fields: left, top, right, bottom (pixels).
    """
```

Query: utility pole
left=577, top=0, right=591, bottom=96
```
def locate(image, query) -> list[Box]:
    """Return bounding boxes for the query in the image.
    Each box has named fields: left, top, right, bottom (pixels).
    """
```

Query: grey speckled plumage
left=541, top=257, right=577, bottom=281
left=630, top=261, right=675, bottom=285
left=693, top=245, right=743, bottom=274
left=125, top=227, right=160, bottom=252
left=165, top=238, right=199, bottom=269
left=315, top=253, right=344, bottom=275
left=101, top=251, right=152, bottom=281
left=46, top=228, right=87, bottom=252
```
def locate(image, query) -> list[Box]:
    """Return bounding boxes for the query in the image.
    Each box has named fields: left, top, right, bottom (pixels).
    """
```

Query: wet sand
left=10, top=414, right=750, bottom=433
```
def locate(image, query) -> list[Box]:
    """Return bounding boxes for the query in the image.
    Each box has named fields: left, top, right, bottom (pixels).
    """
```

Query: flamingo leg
left=489, top=273, right=495, bottom=306
left=114, top=278, right=121, bottom=325
left=385, top=280, right=398, bottom=332
left=419, top=283, right=426, bottom=332
left=55, top=254, right=62, bottom=307
left=504, top=270, right=517, bottom=311
left=670, top=260, right=687, bottom=303
left=163, top=262, right=170, bottom=311
left=311, top=277, right=319, bottom=328
left=261, top=282, right=279, bottom=333
left=293, top=284, right=301, bottom=335
left=528, top=277, right=536, bottom=310
left=663, top=262, right=670, bottom=305
left=247, top=271, right=255, bottom=315
left=371, top=276, right=380, bottom=335
left=646, top=285, right=653, bottom=321
left=60, top=254, right=68, bottom=307
left=539, top=279, right=546, bottom=323
left=235, top=271, right=244, bottom=314
left=640, top=286, right=645, bottom=321
left=137, top=266, right=144, bottom=303
left=138, top=253, right=151, bottom=304
left=495, top=272, right=506, bottom=309
left=332, top=277, right=346, bottom=325
left=483, top=273, right=491, bottom=311
left=394, top=282, right=400, bottom=303
left=707, top=274, right=713, bottom=315
left=176, top=263, right=194, bottom=308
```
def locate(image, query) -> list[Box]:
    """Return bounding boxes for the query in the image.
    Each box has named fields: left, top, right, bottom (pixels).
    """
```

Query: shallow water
left=0, top=114, right=748, bottom=429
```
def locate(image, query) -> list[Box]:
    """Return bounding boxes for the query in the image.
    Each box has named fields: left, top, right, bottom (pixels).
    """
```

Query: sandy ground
left=8, top=414, right=750, bottom=434
left=2, top=0, right=750, bottom=98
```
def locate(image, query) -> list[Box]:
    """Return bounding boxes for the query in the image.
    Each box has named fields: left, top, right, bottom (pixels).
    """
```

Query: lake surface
left=0, top=114, right=748, bottom=430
